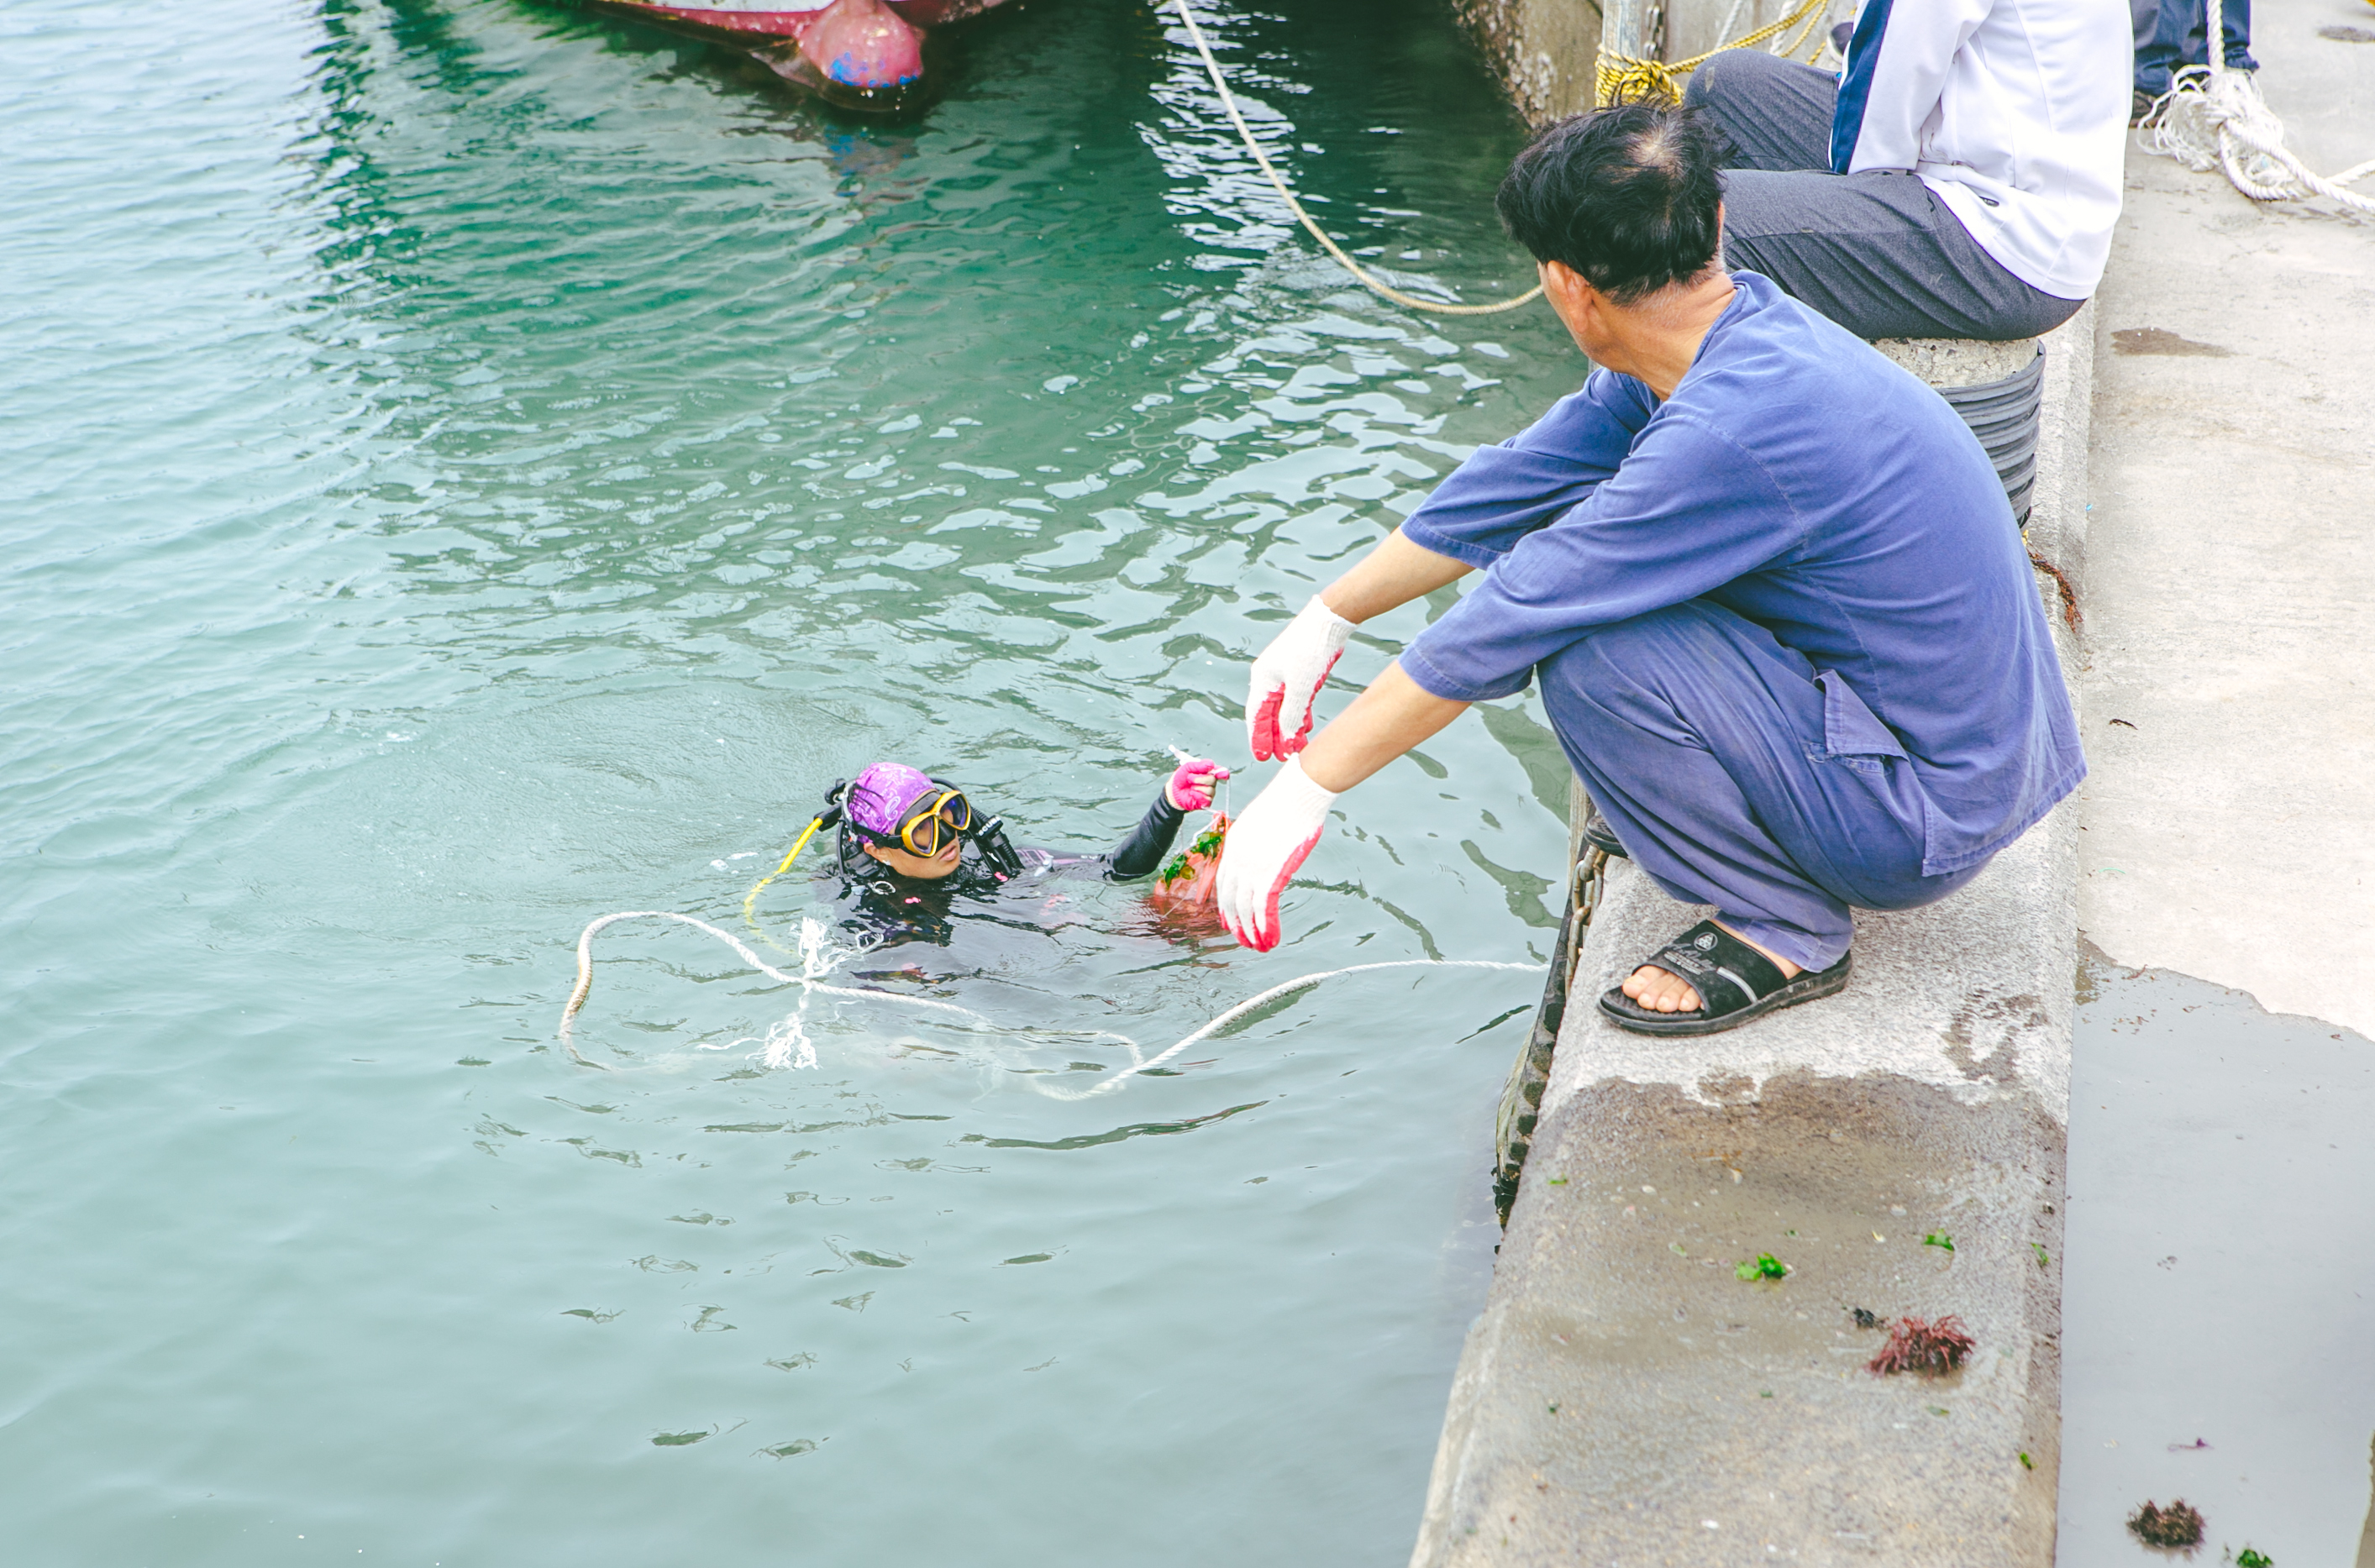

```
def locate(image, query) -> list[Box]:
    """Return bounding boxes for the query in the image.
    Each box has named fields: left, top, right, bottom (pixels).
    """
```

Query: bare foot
left=1621, top=921, right=1804, bottom=1015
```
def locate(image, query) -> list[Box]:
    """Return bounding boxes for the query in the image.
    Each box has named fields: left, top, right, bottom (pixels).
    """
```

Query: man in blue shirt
left=1216, top=98, right=2083, bottom=1036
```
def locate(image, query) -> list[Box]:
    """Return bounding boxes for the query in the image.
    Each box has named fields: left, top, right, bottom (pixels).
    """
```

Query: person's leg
left=1718, top=168, right=2083, bottom=340
left=2136, top=0, right=2192, bottom=96
left=1537, top=600, right=1980, bottom=984
left=1682, top=48, right=1838, bottom=171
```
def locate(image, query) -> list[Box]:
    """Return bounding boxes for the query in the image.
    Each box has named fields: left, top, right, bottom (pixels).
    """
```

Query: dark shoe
left=1598, top=920, right=1851, bottom=1036
left=1581, top=806, right=1628, bottom=860
left=2131, top=87, right=2156, bottom=126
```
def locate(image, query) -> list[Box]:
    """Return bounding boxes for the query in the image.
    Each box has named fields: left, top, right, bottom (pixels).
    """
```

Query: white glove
left=1216, top=758, right=1337, bottom=952
left=1245, top=595, right=1354, bottom=762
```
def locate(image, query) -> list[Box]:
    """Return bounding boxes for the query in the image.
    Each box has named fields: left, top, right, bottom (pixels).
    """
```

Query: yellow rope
left=1166, top=0, right=1542, bottom=317
left=742, top=814, right=827, bottom=939
left=1595, top=0, right=1829, bottom=107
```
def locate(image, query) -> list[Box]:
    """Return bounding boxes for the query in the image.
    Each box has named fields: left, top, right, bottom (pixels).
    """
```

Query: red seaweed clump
left=1863, top=1314, right=1976, bottom=1376
left=2126, top=1499, right=2205, bottom=1549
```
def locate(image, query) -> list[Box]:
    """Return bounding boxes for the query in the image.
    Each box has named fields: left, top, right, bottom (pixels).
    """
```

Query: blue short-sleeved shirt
left=1399, top=271, right=2083, bottom=876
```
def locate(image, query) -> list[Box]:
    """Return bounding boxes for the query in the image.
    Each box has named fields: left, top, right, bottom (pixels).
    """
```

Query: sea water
left=1, top=1, right=1583, bottom=1561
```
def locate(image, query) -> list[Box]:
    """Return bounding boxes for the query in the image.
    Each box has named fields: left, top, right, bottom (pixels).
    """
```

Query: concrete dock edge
left=1414, top=307, right=2098, bottom=1564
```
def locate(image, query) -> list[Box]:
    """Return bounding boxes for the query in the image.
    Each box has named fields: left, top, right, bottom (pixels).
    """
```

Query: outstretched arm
left=1105, top=757, right=1229, bottom=878
left=1319, top=528, right=1474, bottom=623
left=1296, top=662, right=1469, bottom=791
left=1244, top=531, right=1470, bottom=762
left=1216, top=663, right=1469, bottom=950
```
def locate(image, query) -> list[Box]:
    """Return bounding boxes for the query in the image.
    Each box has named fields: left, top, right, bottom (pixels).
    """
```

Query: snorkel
left=742, top=779, right=849, bottom=933
left=969, top=812, right=1023, bottom=879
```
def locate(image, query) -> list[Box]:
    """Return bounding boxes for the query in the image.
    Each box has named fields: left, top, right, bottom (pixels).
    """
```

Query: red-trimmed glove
left=1216, top=758, right=1337, bottom=952
left=1164, top=757, right=1230, bottom=811
left=1245, top=596, right=1354, bottom=761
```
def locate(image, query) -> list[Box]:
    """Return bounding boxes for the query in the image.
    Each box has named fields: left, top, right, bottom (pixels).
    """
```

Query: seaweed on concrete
left=2127, top=1498, right=2205, bottom=1549
left=1865, top=1314, right=1975, bottom=1376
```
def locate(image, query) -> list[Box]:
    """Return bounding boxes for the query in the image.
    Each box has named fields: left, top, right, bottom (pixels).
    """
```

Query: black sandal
left=1598, top=920, right=1851, bottom=1036
left=1581, top=805, right=1627, bottom=860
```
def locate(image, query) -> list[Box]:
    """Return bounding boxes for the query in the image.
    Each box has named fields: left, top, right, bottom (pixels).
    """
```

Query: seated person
left=1679, top=0, right=2129, bottom=341
left=807, top=757, right=1226, bottom=948
left=1219, top=98, right=2083, bottom=1036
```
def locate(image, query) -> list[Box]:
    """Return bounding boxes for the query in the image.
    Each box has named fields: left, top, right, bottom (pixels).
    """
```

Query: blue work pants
left=2136, top=0, right=2256, bottom=95
left=1537, top=600, right=1983, bottom=972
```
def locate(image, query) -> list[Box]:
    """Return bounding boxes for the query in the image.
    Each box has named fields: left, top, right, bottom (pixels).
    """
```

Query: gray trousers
left=1683, top=50, right=2084, bottom=342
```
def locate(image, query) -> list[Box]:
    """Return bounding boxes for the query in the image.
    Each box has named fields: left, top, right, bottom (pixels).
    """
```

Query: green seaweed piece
left=1734, top=1253, right=1788, bottom=1281
left=1158, top=823, right=1229, bottom=888
left=1923, top=1231, right=1955, bottom=1252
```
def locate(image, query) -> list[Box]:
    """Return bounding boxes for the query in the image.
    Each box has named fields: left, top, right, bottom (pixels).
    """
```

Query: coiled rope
left=2136, top=0, right=2375, bottom=215
left=1595, top=0, right=1830, bottom=108
left=559, top=905, right=1539, bottom=1096
left=1165, top=0, right=1542, bottom=316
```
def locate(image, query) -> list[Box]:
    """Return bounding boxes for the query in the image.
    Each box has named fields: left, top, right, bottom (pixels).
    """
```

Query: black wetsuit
left=829, top=788, right=1190, bottom=950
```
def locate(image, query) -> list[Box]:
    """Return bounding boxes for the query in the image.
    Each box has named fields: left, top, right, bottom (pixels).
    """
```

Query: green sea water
left=2, top=1, right=1584, bottom=1561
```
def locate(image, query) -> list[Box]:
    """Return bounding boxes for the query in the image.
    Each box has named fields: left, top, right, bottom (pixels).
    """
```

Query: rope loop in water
left=1042, top=957, right=1545, bottom=1100
left=560, top=910, right=985, bottom=1067
left=559, top=907, right=1541, bottom=1092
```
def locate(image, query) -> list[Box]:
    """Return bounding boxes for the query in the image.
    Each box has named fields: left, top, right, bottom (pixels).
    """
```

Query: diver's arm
left=1104, top=790, right=1186, bottom=880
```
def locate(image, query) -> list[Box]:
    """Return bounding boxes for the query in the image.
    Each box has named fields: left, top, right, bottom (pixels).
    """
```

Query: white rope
left=2137, top=0, right=2375, bottom=215
left=559, top=907, right=1540, bottom=1094
left=1164, top=0, right=1542, bottom=315
left=560, top=910, right=985, bottom=1067
left=1036, top=958, right=1544, bottom=1100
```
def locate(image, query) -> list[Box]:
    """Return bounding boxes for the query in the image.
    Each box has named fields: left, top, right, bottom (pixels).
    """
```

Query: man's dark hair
left=1495, top=98, right=1729, bottom=304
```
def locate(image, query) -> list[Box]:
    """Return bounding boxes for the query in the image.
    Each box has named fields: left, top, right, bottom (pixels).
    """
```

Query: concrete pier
left=1416, top=5, right=2100, bottom=1555
left=2075, top=27, right=2375, bottom=1041
left=1421, top=302, right=2096, bottom=1563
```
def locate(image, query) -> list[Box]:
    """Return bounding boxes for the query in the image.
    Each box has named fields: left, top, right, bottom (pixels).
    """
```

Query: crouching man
left=1215, top=99, right=2083, bottom=1037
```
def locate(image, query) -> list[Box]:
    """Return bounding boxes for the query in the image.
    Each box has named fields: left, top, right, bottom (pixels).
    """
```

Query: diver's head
left=843, top=762, right=974, bottom=881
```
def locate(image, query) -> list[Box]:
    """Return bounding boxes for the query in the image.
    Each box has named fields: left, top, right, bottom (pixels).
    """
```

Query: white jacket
left=1832, top=0, right=2131, bottom=301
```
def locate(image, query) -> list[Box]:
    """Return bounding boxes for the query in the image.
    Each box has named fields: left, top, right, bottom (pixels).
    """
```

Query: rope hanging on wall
left=1166, top=0, right=1544, bottom=316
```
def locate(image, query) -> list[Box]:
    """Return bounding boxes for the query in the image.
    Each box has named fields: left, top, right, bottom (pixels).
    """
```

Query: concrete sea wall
left=1449, top=0, right=1600, bottom=125
left=1456, top=0, right=1847, bottom=129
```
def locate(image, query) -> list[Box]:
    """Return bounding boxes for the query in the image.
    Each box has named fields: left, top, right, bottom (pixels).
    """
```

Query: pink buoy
left=798, top=0, right=924, bottom=89
left=578, top=0, right=1014, bottom=112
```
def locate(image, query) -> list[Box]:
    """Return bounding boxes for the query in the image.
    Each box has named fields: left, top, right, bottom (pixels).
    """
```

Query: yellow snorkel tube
left=742, top=782, right=847, bottom=941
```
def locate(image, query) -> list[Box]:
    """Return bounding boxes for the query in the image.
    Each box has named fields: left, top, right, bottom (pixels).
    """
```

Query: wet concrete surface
left=1421, top=1071, right=2063, bottom=1563
left=1413, top=800, right=2078, bottom=1565
left=2057, top=948, right=2375, bottom=1565
left=2079, top=0, right=2375, bottom=1039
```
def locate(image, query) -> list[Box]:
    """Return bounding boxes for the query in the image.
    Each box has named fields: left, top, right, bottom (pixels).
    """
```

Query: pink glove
left=1216, top=758, right=1338, bottom=952
left=1246, top=596, right=1355, bottom=761
left=1165, top=757, right=1230, bottom=812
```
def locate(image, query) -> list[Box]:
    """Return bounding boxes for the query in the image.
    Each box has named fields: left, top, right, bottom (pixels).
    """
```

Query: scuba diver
left=749, top=756, right=1230, bottom=950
